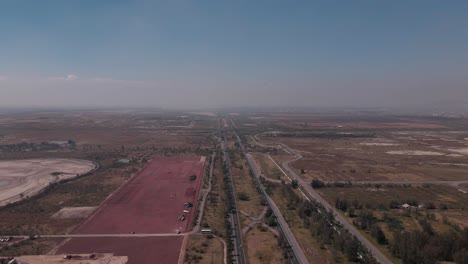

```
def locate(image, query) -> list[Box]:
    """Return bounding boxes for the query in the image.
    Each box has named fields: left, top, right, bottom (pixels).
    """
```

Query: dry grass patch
left=0, top=161, right=141, bottom=235
left=244, top=226, right=285, bottom=264
left=0, top=238, right=61, bottom=257
left=269, top=188, right=345, bottom=264
left=230, top=154, right=263, bottom=222
left=185, top=235, right=224, bottom=264
left=201, top=157, right=226, bottom=235
left=252, top=153, right=288, bottom=181
left=317, top=185, right=467, bottom=210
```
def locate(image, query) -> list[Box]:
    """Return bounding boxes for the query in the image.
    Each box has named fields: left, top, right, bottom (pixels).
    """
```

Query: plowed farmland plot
left=75, top=156, right=205, bottom=234
left=58, top=156, right=205, bottom=264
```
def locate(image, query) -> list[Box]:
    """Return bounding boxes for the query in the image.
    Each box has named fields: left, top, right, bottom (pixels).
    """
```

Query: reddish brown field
left=75, top=156, right=206, bottom=234
left=56, top=156, right=206, bottom=264
left=57, top=237, right=183, bottom=264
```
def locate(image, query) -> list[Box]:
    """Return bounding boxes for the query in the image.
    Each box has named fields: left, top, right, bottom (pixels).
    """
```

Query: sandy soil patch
left=448, top=148, right=468, bottom=155
left=360, top=143, right=400, bottom=146
left=386, top=150, right=445, bottom=156
left=51, top=206, right=97, bottom=219
left=0, top=159, right=96, bottom=206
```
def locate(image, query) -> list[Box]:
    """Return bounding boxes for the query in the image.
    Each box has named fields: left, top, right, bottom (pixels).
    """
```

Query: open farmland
left=55, top=156, right=206, bottom=264
left=232, top=111, right=468, bottom=264
left=0, top=109, right=216, bottom=262
left=259, top=129, right=468, bottom=183
left=75, top=156, right=206, bottom=234
left=0, top=159, right=96, bottom=206
left=0, top=109, right=214, bottom=155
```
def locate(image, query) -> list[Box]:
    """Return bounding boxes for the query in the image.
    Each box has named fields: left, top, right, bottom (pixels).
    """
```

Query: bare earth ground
left=74, top=156, right=205, bottom=234
left=0, top=110, right=215, bottom=261
left=0, top=159, right=96, bottom=206
left=56, top=156, right=205, bottom=264
left=57, top=237, right=183, bottom=264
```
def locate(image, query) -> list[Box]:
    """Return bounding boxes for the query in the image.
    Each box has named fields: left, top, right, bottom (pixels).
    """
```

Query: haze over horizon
left=1, top=1, right=467, bottom=110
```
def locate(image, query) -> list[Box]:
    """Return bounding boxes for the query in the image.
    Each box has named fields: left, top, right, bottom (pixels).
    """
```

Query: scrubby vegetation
left=391, top=221, right=468, bottom=264
left=273, top=183, right=378, bottom=263
left=325, top=185, right=468, bottom=264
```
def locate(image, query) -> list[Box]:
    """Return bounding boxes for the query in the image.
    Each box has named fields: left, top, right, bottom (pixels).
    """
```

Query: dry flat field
left=57, top=237, right=183, bottom=264
left=0, top=159, right=96, bottom=206
left=257, top=130, right=468, bottom=183
left=244, top=227, right=285, bottom=264
left=58, top=156, right=206, bottom=264
left=231, top=111, right=468, bottom=264
left=0, top=109, right=216, bottom=260
left=74, top=156, right=205, bottom=234
left=184, top=235, right=224, bottom=264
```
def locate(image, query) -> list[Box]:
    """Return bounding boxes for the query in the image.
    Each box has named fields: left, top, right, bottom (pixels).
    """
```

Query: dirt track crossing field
left=57, top=156, right=206, bottom=264
left=0, top=159, right=96, bottom=206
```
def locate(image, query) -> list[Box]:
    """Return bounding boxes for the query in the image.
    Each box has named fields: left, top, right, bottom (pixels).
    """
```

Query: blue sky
left=0, top=1, right=467, bottom=108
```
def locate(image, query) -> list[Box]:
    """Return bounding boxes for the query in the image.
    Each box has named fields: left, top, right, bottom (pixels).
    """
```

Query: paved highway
left=248, top=136, right=392, bottom=264
left=245, top=153, right=310, bottom=264
left=279, top=144, right=392, bottom=264
left=230, top=127, right=309, bottom=264
left=220, top=130, right=246, bottom=264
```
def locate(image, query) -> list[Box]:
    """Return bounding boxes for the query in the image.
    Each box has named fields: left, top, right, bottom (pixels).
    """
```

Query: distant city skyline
left=1, top=1, right=467, bottom=109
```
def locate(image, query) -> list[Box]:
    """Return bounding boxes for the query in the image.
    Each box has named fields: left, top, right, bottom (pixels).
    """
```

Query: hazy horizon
left=1, top=1, right=467, bottom=110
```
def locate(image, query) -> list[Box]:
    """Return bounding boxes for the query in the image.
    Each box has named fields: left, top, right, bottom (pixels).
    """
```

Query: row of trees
left=0, top=141, right=73, bottom=152
left=277, top=184, right=378, bottom=263
left=334, top=197, right=468, bottom=263
left=391, top=221, right=468, bottom=264
left=311, top=179, right=429, bottom=190
left=334, top=196, right=448, bottom=212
